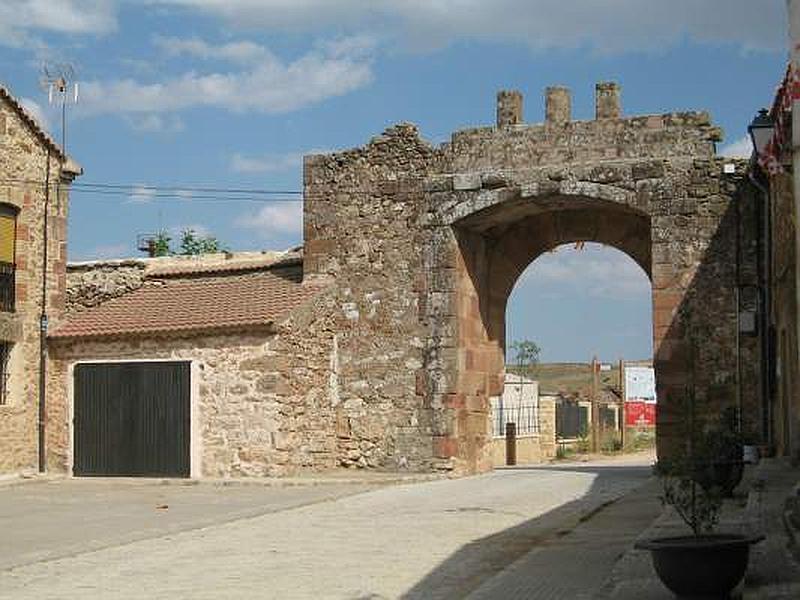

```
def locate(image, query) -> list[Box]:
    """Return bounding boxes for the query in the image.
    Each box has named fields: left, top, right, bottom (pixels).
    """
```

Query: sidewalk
left=597, top=459, right=800, bottom=599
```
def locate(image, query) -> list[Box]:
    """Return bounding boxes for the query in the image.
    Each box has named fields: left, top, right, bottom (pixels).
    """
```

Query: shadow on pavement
left=401, top=463, right=658, bottom=600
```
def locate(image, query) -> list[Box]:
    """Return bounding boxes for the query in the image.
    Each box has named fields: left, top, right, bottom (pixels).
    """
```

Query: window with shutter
left=0, top=205, right=17, bottom=312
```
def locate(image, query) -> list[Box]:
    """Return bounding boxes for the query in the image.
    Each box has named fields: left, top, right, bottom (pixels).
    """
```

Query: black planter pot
left=635, top=533, right=764, bottom=597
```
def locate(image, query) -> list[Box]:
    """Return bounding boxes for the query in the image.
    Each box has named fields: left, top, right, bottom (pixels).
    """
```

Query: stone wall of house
left=304, top=83, right=763, bottom=474
left=0, top=93, right=76, bottom=474
left=48, top=287, right=339, bottom=476
left=769, top=172, right=799, bottom=458
left=488, top=395, right=556, bottom=466
left=538, top=396, right=557, bottom=459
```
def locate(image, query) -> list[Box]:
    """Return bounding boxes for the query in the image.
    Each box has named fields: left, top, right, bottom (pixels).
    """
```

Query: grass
left=507, top=360, right=651, bottom=396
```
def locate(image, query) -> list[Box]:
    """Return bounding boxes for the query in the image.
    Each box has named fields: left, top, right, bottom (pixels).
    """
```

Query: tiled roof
left=50, top=269, right=323, bottom=340
left=0, top=84, right=81, bottom=174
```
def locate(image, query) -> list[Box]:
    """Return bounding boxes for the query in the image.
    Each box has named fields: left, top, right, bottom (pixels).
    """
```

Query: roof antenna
left=39, top=62, right=78, bottom=154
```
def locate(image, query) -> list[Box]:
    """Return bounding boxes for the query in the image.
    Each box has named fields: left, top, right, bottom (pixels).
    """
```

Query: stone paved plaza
left=0, top=454, right=653, bottom=599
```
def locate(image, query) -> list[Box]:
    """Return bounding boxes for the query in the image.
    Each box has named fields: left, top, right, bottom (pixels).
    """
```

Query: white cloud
left=236, top=201, right=303, bottom=237
left=128, top=185, right=156, bottom=203
left=148, top=0, right=785, bottom=54
left=719, top=135, right=753, bottom=159
left=0, top=0, right=116, bottom=48
left=76, top=36, right=373, bottom=120
left=153, top=35, right=271, bottom=64
left=515, top=243, right=650, bottom=300
left=125, top=113, right=185, bottom=133
left=230, top=152, right=303, bottom=174
left=79, top=242, right=131, bottom=261
left=229, top=148, right=330, bottom=174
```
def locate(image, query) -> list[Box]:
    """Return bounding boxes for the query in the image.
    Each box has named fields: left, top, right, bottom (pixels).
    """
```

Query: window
left=0, top=343, right=11, bottom=405
left=0, top=205, right=16, bottom=312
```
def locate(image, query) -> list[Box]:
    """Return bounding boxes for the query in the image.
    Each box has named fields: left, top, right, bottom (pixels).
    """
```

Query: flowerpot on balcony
left=635, top=533, right=764, bottom=597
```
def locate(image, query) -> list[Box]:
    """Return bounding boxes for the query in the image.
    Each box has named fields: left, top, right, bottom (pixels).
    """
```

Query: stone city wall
left=304, top=82, right=762, bottom=474
left=66, top=261, right=146, bottom=311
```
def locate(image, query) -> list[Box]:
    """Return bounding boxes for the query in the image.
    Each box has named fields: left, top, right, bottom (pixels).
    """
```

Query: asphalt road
left=0, top=452, right=656, bottom=599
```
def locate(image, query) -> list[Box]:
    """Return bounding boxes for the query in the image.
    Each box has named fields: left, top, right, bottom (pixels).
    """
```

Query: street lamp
left=748, top=108, right=774, bottom=156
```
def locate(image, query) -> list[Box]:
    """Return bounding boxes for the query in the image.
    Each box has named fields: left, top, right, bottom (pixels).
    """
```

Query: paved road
left=0, top=478, right=377, bottom=571
left=0, top=453, right=655, bottom=599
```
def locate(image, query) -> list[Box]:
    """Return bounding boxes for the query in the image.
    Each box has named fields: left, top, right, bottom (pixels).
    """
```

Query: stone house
left=0, top=84, right=81, bottom=475
left=755, top=57, right=800, bottom=462
left=46, top=251, right=337, bottom=477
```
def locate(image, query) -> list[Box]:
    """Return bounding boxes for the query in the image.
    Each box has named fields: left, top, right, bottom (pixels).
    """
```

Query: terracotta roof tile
left=50, top=270, right=324, bottom=340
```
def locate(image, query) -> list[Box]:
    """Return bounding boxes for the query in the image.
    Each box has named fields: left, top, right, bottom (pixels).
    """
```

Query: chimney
left=595, top=81, right=621, bottom=119
left=545, top=86, right=571, bottom=125
left=496, top=90, right=523, bottom=128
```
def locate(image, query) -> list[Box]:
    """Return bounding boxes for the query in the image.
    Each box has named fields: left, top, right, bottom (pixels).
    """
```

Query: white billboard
left=625, top=366, right=656, bottom=404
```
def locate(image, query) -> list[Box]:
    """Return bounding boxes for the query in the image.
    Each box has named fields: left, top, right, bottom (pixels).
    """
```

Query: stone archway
left=303, top=82, right=763, bottom=475
left=446, top=194, right=653, bottom=472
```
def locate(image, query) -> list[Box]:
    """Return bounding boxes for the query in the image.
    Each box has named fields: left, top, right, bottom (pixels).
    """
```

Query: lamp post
left=748, top=109, right=774, bottom=157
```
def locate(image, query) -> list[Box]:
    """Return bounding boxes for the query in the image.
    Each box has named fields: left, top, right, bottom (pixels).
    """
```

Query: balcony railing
left=0, top=262, right=15, bottom=312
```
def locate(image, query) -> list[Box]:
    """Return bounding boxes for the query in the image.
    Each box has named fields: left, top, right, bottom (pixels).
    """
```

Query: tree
left=178, top=229, right=223, bottom=255
left=509, top=339, right=541, bottom=379
left=151, top=230, right=171, bottom=257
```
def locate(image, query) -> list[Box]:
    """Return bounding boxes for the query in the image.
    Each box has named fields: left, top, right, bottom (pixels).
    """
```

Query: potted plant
left=693, top=406, right=745, bottom=498
left=635, top=396, right=763, bottom=596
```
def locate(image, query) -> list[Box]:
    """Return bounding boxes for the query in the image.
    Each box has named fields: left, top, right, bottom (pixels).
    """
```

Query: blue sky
left=0, top=0, right=788, bottom=362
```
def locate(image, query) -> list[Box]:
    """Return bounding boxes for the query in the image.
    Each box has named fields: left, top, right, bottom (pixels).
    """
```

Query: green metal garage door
left=73, top=361, right=190, bottom=477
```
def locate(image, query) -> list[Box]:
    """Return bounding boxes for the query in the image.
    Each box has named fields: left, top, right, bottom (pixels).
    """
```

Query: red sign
left=625, top=401, right=656, bottom=427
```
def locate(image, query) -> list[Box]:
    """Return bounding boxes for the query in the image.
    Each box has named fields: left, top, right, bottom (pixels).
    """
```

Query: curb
left=783, top=483, right=800, bottom=558
left=0, top=473, right=64, bottom=488
left=0, top=471, right=447, bottom=489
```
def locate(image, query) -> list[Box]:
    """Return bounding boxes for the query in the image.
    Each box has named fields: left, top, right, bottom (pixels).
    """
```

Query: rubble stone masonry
left=0, top=90, right=78, bottom=474
left=304, top=83, right=762, bottom=474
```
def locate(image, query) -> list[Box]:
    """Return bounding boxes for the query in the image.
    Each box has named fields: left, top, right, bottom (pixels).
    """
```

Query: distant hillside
left=507, top=360, right=651, bottom=398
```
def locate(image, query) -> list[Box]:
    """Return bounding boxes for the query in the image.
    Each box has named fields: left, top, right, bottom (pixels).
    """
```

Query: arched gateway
left=303, top=83, right=762, bottom=474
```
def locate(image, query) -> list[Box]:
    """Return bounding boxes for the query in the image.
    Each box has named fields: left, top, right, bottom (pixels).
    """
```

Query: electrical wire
left=0, top=176, right=305, bottom=203
left=71, top=188, right=301, bottom=203
left=73, top=182, right=302, bottom=195
left=0, top=176, right=303, bottom=196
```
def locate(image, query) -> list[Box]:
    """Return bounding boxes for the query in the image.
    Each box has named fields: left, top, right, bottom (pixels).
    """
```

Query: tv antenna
left=39, top=62, right=79, bottom=153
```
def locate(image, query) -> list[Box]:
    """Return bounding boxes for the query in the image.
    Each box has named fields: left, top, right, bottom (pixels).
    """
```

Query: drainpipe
left=734, top=174, right=742, bottom=434
left=749, top=168, right=772, bottom=447
left=38, top=149, right=50, bottom=473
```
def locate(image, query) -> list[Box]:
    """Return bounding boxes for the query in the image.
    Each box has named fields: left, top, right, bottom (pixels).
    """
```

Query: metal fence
left=556, top=399, right=589, bottom=440
left=493, top=403, right=539, bottom=437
